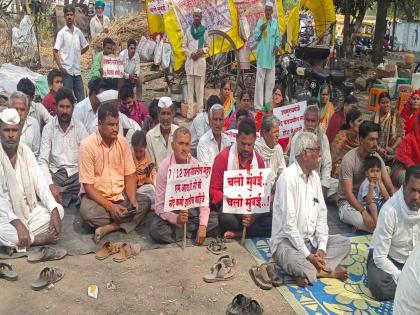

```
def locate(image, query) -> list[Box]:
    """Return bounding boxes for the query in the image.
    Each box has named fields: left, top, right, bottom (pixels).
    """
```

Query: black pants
left=367, top=249, right=404, bottom=301
left=150, top=209, right=220, bottom=244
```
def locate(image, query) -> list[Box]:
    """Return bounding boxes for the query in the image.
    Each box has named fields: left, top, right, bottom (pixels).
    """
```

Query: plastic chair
left=368, top=87, right=388, bottom=112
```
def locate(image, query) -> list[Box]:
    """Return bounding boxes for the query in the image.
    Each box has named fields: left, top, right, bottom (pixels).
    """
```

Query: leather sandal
left=0, top=263, right=18, bottom=281
left=31, top=267, right=65, bottom=291
left=203, top=262, right=234, bottom=283
left=27, top=246, right=67, bottom=263
left=95, top=241, right=124, bottom=260
left=226, top=293, right=251, bottom=315
left=262, top=263, right=283, bottom=287
left=113, top=243, right=141, bottom=263
left=249, top=266, right=272, bottom=290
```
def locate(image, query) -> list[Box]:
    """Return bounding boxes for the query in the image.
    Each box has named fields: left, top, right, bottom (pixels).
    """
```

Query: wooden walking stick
left=241, top=226, right=247, bottom=246
left=182, top=222, right=187, bottom=250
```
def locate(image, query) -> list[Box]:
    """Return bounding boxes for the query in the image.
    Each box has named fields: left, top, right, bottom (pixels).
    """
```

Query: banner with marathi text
left=273, top=101, right=307, bottom=140
left=102, top=56, right=124, bottom=78
left=223, top=169, right=272, bottom=214
left=164, top=163, right=212, bottom=212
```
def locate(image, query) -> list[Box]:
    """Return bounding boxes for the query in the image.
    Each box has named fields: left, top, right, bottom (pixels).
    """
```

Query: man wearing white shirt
left=54, top=4, right=89, bottom=102
left=0, top=109, right=64, bottom=252
left=190, top=95, right=221, bottom=157
left=197, top=104, right=230, bottom=164
left=119, top=39, right=141, bottom=100
left=289, top=104, right=337, bottom=200
left=74, top=78, right=108, bottom=134
left=146, top=97, right=179, bottom=168
left=89, top=0, right=110, bottom=41
left=9, top=91, right=41, bottom=158
left=38, top=88, right=88, bottom=207
left=271, top=131, right=351, bottom=287
left=367, top=165, right=420, bottom=301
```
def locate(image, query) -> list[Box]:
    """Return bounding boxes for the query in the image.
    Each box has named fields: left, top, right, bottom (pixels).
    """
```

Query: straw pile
left=91, top=12, right=149, bottom=51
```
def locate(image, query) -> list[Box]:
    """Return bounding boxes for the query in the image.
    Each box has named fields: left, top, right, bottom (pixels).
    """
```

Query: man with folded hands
left=150, top=127, right=219, bottom=244
left=0, top=109, right=64, bottom=253
left=78, top=102, right=149, bottom=243
left=270, top=131, right=351, bottom=287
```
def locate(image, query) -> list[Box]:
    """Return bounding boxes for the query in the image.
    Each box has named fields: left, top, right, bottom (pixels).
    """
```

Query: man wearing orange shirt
left=78, top=102, right=150, bottom=243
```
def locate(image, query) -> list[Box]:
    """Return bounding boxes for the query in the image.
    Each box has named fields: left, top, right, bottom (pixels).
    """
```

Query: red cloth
left=210, top=146, right=265, bottom=207
left=400, top=90, right=420, bottom=135
left=42, top=92, right=57, bottom=116
left=326, top=110, right=345, bottom=144
left=394, top=118, right=420, bottom=167
left=278, top=138, right=290, bottom=151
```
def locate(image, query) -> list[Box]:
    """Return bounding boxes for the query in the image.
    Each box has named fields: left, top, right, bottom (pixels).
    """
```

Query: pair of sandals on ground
left=226, top=293, right=264, bottom=315
left=95, top=241, right=141, bottom=262
left=249, top=262, right=292, bottom=290
left=0, top=246, right=67, bottom=291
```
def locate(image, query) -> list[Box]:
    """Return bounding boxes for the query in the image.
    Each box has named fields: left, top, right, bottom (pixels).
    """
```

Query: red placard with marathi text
left=164, top=163, right=212, bottom=212
left=223, top=168, right=272, bottom=214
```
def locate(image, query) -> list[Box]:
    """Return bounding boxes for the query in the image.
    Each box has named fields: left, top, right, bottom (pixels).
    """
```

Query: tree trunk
left=401, top=0, right=414, bottom=22
left=342, top=0, right=351, bottom=57
left=372, top=0, right=391, bottom=64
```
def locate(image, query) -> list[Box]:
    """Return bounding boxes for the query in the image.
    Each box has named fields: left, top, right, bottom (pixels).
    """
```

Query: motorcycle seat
left=311, top=68, right=330, bottom=81
left=330, top=70, right=345, bottom=82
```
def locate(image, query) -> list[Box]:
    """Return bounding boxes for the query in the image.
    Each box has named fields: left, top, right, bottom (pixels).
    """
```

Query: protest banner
left=224, top=129, right=261, bottom=145
left=273, top=101, right=307, bottom=139
left=148, top=0, right=169, bottom=15
left=172, top=0, right=232, bottom=33
left=102, top=56, right=124, bottom=78
left=223, top=168, right=272, bottom=215
left=164, top=163, right=212, bottom=212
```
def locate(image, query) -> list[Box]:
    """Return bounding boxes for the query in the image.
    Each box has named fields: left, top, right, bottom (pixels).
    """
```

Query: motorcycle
left=275, top=51, right=353, bottom=108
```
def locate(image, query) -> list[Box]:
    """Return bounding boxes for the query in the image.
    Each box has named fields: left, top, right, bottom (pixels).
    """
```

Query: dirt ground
left=0, top=242, right=295, bottom=315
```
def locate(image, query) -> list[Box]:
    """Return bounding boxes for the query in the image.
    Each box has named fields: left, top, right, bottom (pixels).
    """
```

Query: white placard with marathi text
left=223, top=169, right=272, bottom=214
left=224, top=129, right=261, bottom=145
left=148, top=0, right=169, bottom=15
left=164, top=163, right=212, bottom=212
left=273, top=101, right=307, bottom=140
left=102, top=56, right=124, bottom=78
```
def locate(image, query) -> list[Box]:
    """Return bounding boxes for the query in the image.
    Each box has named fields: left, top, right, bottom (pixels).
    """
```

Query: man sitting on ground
left=190, top=95, right=221, bottom=157
left=289, top=103, right=336, bottom=201
left=17, top=77, right=52, bottom=127
left=119, top=84, right=149, bottom=126
left=150, top=127, right=219, bottom=244
left=197, top=104, right=230, bottom=164
left=210, top=118, right=272, bottom=239
left=73, top=78, right=109, bottom=134
left=270, top=131, right=351, bottom=288
left=338, top=121, right=394, bottom=232
left=9, top=91, right=41, bottom=157
left=79, top=102, right=149, bottom=243
left=42, top=69, right=64, bottom=116
left=146, top=97, right=179, bottom=168
left=0, top=109, right=64, bottom=252
left=38, top=88, right=88, bottom=207
left=367, top=165, right=420, bottom=301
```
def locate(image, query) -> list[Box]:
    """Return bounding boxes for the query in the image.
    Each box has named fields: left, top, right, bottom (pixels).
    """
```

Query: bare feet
left=33, top=230, right=59, bottom=246
left=223, top=231, right=242, bottom=239
left=94, top=223, right=120, bottom=244
left=330, top=267, right=349, bottom=281
left=295, top=277, right=309, bottom=288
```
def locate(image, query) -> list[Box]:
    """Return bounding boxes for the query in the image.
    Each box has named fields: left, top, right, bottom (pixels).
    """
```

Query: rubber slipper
left=31, top=267, right=65, bottom=291
left=113, top=243, right=141, bottom=263
left=226, top=293, right=251, bottom=315
left=203, top=262, right=234, bottom=283
left=0, top=262, right=18, bottom=281
left=249, top=266, right=272, bottom=290
left=207, top=240, right=223, bottom=255
left=217, top=254, right=237, bottom=268
left=245, top=299, right=264, bottom=315
left=95, top=241, right=124, bottom=260
left=27, top=246, right=67, bottom=263
left=262, top=263, right=283, bottom=287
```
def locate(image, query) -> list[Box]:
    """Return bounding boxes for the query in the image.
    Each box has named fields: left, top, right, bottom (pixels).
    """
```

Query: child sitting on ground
left=357, top=155, right=390, bottom=226
left=42, top=69, right=63, bottom=116
left=131, top=130, right=156, bottom=210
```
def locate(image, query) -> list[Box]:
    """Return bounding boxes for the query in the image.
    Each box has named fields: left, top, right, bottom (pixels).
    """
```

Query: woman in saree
left=372, top=92, right=404, bottom=163
left=400, top=90, right=420, bottom=135
left=331, top=108, right=364, bottom=178
left=318, top=84, right=335, bottom=131
left=223, top=89, right=254, bottom=130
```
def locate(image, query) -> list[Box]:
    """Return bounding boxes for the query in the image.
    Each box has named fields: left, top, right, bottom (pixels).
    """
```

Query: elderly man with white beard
left=0, top=109, right=64, bottom=253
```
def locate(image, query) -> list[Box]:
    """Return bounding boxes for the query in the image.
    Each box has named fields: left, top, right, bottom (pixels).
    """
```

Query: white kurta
left=0, top=144, right=64, bottom=249
left=197, top=129, right=230, bottom=164
left=21, top=116, right=41, bottom=158
left=146, top=124, right=179, bottom=167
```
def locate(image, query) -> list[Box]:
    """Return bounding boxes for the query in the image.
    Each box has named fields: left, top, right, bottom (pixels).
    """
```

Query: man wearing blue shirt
left=253, top=1, right=280, bottom=112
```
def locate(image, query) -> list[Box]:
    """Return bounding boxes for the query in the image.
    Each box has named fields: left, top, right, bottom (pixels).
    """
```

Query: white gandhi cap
left=158, top=96, right=173, bottom=108
left=97, top=90, right=119, bottom=103
left=265, top=1, right=274, bottom=7
left=0, top=108, right=20, bottom=125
